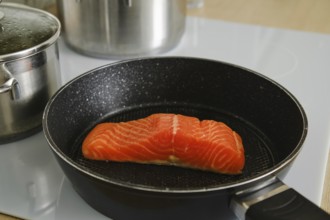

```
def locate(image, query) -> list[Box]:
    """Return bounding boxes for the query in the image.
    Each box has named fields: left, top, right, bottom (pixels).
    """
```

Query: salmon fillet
left=82, top=113, right=245, bottom=174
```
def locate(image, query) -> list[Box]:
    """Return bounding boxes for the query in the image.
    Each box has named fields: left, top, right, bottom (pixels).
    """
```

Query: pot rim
left=0, top=3, right=61, bottom=62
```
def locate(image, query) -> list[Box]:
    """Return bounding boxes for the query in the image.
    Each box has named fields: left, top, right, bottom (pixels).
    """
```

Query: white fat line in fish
left=171, top=114, right=179, bottom=145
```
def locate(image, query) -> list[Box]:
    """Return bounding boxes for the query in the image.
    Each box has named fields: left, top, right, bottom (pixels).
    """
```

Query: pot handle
left=231, top=177, right=330, bottom=220
left=0, top=63, right=20, bottom=100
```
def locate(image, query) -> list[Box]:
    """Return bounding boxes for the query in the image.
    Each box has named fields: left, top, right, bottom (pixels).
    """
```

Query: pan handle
left=230, top=177, right=330, bottom=220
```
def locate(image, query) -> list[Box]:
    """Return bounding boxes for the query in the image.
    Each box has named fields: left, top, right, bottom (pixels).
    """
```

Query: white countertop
left=1, top=16, right=330, bottom=219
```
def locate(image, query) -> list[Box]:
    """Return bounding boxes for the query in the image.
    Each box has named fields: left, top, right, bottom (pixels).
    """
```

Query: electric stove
left=1, top=16, right=330, bottom=220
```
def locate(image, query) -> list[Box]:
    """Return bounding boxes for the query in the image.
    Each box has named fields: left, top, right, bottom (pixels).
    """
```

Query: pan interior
left=69, top=104, right=277, bottom=191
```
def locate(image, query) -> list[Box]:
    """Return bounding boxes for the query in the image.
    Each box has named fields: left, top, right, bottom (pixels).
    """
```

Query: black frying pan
left=43, top=57, right=329, bottom=220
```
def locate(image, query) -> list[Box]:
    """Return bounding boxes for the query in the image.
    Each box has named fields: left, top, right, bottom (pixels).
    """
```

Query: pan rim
left=42, top=56, right=308, bottom=194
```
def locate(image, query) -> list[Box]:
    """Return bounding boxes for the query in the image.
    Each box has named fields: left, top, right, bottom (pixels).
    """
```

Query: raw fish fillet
left=82, top=113, right=245, bottom=174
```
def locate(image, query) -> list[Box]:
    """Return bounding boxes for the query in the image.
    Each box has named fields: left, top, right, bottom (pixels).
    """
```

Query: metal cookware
left=57, top=0, right=186, bottom=58
left=0, top=3, right=61, bottom=143
left=43, top=57, right=330, bottom=220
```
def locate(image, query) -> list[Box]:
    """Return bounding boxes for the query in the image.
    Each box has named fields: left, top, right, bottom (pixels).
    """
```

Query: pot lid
left=0, top=2, right=60, bottom=61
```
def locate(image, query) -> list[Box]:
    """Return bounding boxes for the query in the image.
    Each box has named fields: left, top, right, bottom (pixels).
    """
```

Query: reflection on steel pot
left=0, top=3, right=61, bottom=144
left=57, top=0, right=186, bottom=58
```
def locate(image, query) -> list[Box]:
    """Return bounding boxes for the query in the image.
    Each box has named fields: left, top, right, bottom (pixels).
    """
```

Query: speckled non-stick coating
left=44, top=57, right=307, bottom=190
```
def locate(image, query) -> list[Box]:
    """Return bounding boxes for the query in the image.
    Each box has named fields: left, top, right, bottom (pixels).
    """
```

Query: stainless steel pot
left=57, top=0, right=186, bottom=58
left=0, top=3, right=61, bottom=144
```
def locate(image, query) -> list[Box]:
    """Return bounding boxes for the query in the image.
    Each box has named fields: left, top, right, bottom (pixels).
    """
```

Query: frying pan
left=43, top=57, right=330, bottom=220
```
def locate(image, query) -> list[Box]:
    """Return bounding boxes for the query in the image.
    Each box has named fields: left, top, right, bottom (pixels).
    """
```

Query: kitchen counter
left=1, top=0, right=330, bottom=219
left=188, top=0, right=330, bottom=34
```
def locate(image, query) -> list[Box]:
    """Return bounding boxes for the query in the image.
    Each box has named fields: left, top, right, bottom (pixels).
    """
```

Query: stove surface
left=1, top=16, right=330, bottom=220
